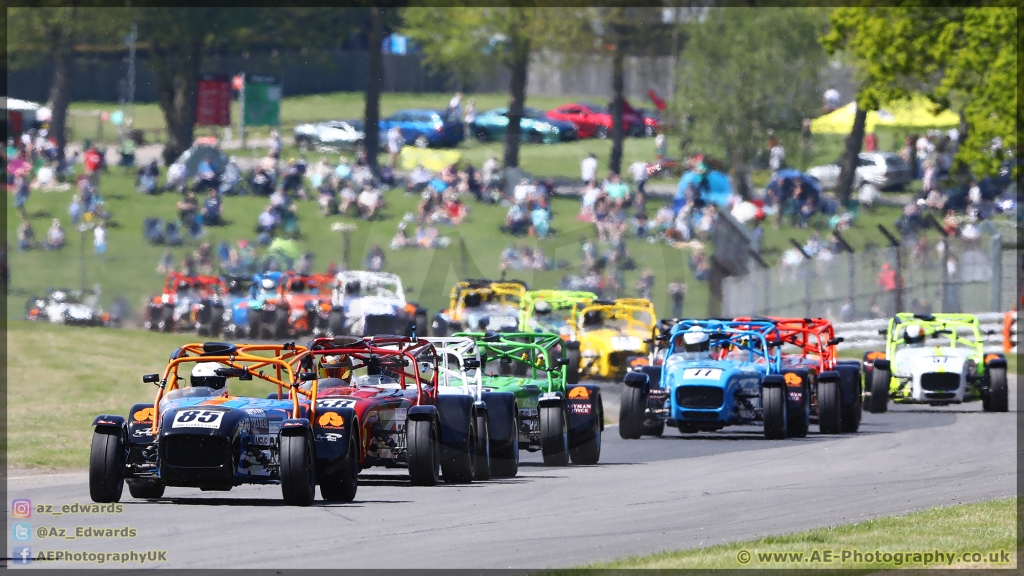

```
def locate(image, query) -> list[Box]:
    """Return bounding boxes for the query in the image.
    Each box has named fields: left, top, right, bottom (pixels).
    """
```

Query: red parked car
left=546, top=102, right=643, bottom=139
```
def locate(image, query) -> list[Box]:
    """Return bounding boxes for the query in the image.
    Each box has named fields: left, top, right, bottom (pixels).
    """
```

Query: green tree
left=8, top=7, right=126, bottom=160
left=401, top=6, right=545, bottom=169
left=676, top=7, right=828, bottom=198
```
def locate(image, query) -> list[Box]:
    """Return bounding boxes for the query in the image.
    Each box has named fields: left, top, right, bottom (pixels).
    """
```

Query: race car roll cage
left=734, top=316, right=843, bottom=371
left=517, top=290, right=598, bottom=332
left=160, top=272, right=225, bottom=301
left=148, top=342, right=310, bottom=436
left=665, top=320, right=783, bottom=373
left=333, top=270, right=407, bottom=303
left=453, top=331, right=569, bottom=393
left=425, top=336, right=485, bottom=398
left=883, top=313, right=988, bottom=361
left=287, top=336, right=438, bottom=409
left=570, top=299, right=656, bottom=335
left=447, top=281, right=527, bottom=321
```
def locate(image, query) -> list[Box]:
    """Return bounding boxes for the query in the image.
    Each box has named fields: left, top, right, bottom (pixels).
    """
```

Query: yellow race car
left=568, top=298, right=657, bottom=381
left=430, top=279, right=528, bottom=336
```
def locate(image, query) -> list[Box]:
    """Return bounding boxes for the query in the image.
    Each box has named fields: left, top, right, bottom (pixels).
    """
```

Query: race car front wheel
left=474, top=412, right=492, bottom=481
left=868, top=367, right=891, bottom=413
left=984, top=367, right=1008, bottom=412
left=280, top=432, right=317, bottom=506
left=540, top=403, right=570, bottom=466
left=817, top=379, right=842, bottom=434
left=762, top=385, right=788, bottom=440
left=619, top=385, right=647, bottom=440
left=320, top=433, right=359, bottom=502
left=408, top=417, right=441, bottom=486
left=89, top=429, right=125, bottom=503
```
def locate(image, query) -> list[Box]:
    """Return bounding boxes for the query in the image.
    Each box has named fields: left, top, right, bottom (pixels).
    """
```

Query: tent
left=675, top=169, right=734, bottom=210
left=3, top=98, right=51, bottom=137
left=765, top=169, right=822, bottom=200
left=398, top=146, right=462, bottom=172
left=810, top=94, right=960, bottom=135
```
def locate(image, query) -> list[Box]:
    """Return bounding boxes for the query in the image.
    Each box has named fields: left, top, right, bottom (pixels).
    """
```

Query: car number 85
left=172, top=409, right=225, bottom=429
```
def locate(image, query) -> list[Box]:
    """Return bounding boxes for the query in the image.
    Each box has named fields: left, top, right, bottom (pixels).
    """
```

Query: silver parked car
left=806, top=152, right=912, bottom=191
left=293, top=119, right=366, bottom=151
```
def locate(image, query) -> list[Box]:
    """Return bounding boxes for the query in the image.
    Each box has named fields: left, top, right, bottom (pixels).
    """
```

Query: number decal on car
left=682, top=368, right=722, bottom=380
left=171, top=409, right=225, bottom=429
left=317, top=398, right=357, bottom=409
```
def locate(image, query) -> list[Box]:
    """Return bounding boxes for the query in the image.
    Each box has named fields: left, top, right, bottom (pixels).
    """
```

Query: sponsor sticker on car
left=171, top=409, right=225, bottom=429
left=569, top=403, right=592, bottom=415
left=318, top=412, right=345, bottom=429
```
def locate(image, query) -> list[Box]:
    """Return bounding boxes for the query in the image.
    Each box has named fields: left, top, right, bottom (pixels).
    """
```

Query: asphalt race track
left=7, top=377, right=1017, bottom=569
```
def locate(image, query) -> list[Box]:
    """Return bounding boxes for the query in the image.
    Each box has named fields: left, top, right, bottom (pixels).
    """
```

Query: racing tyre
left=210, top=306, right=224, bottom=337
left=490, top=401, right=519, bottom=478
left=868, top=367, right=890, bottom=413
left=280, top=433, right=317, bottom=506
left=818, top=380, right=842, bottom=434
left=127, top=479, right=165, bottom=500
left=643, top=421, right=665, bottom=437
left=569, top=412, right=601, bottom=465
left=474, top=412, right=492, bottom=481
left=320, top=433, right=359, bottom=502
left=985, top=367, right=1008, bottom=412
left=415, top=313, right=429, bottom=338
left=618, top=384, right=647, bottom=440
left=328, top=310, right=345, bottom=337
left=249, top=312, right=264, bottom=340
left=787, top=383, right=810, bottom=438
left=540, top=403, right=570, bottom=466
left=89, top=428, right=125, bottom=503
left=440, top=406, right=477, bottom=484
left=273, top=307, right=289, bottom=339
left=565, top=347, right=582, bottom=385
left=762, top=385, right=788, bottom=440
left=159, top=306, right=174, bottom=333
left=430, top=317, right=448, bottom=338
left=408, top=417, right=441, bottom=486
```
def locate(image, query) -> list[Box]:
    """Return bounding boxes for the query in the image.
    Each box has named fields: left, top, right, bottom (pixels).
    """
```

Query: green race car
left=453, top=331, right=604, bottom=468
left=472, top=107, right=579, bottom=144
left=863, top=313, right=1008, bottom=413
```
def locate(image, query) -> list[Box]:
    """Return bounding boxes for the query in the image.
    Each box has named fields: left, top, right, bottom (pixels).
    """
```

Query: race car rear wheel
left=786, top=382, right=810, bottom=438
left=474, top=412, right=492, bottom=481
left=416, top=313, right=429, bottom=338
left=280, top=432, right=317, bottom=506
left=440, top=406, right=477, bottom=484
left=273, top=307, right=289, bottom=339
left=490, top=404, right=519, bottom=478
left=565, top=347, right=582, bottom=385
left=327, top=310, right=345, bottom=337
left=985, top=367, right=1008, bottom=412
left=249, top=311, right=264, bottom=340
left=569, top=415, right=601, bottom=465
left=762, top=385, right=788, bottom=440
left=408, top=417, right=441, bottom=486
left=839, top=365, right=863, bottom=433
left=159, top=305, right=174, bottom=333
left=540, top=403, right=570, bottom=466
left=127, top=479, right=165, bottom=500
left=89, top=429, right=125, bottom=503
left=817, top=379, right=842, bottom=434
left=618, top=384, right=647, bottom=440
left=868, top=367, right=890, bottom=413
left=320, top=433, right=359, bottom=502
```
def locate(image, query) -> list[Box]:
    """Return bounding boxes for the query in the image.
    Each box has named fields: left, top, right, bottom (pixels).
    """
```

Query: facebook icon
left=12, top=546, right=33, bottom=565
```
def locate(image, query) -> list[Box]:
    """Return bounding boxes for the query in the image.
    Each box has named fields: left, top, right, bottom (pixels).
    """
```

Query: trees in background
left=675, top=7, right=828, bottom=198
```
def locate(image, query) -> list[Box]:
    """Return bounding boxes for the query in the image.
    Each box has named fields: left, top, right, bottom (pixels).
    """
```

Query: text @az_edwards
left=34, top=525, right=137, bottom=539
left=736, top=548, right=1014, bottom=566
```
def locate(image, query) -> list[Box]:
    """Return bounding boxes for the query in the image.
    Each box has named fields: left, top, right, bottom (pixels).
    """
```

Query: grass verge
left=565, top=498, right=1018, bottom=570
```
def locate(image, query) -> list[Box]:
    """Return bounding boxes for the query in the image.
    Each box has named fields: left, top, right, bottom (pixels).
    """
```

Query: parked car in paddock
left=430, top=279, right=528, bottom=337
left=286, top=336, right=484, bottom=486
left=735, top=316, right=862, bottom=434
left=25, top=288, right=119, bottom=327
left=89, top=342, right=359, bottom=506
left=293, top=119, right=386, bottom=152
left=863, top=313, right=1008, bottom=413
left=806, top=152, right=912, bottom=191
left=455, top=331, right=604, bottom=468
left=619, top=319, right=813, bottom=440
left=326, top=270, right=427, bottom=338
left=472, top=107, right=579, bottom=144
left=545, top=102, right=643, bottom=139
left=379, top=109, right=464, bottom=149
left=426, top=336, right=522, bottom=479
left=144, top=273, right=225, bottom=335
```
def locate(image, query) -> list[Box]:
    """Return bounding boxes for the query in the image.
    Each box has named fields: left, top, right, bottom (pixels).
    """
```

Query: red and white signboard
left=196, top=74, right=231, bottom=127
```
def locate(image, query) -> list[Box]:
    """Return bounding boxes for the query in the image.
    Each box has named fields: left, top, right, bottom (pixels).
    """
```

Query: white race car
left=864, top=313, right=1008, bottom=412
left=25, top=289, right=118, bottom=327
left=326, top=271, right=427, bottom=337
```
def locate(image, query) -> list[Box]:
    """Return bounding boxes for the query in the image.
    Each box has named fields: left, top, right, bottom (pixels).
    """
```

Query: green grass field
left=565, top=498, right=1017, bottom=569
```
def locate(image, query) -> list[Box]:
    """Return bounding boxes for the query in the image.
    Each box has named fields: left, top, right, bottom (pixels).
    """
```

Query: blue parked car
left=223, top=272, right=289, bottom=340
left=379, top=109, right=464, bottom=148
left=618, top=319, right=812, bottom=440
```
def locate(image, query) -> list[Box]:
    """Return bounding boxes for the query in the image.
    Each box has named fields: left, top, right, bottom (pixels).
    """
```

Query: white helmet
left=904, top=324, right=925, bottom=346
left=191, top=362, right=227, bottom=390
left=534, top=300, right=552, bottom=315
left=261, top=277, right=276, bottom=290
left=681, top=328, right=710, bottom=353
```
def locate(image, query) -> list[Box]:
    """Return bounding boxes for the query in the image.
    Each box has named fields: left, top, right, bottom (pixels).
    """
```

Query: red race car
left=144, top=272, right=226, bottom=335
left=279, top=272, right=335, bottom=337
left=546, top=102, right=643, bottom=139
left=735, top=316, right=863, bottom=434
left=284, top=336, right=488, bottom=486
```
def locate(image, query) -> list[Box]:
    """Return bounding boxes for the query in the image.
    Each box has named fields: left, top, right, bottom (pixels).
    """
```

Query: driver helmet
left=464, top=293, right=482, bottom=308
left=345, top=281, right=361, bottom=296
left=904, top=324, right=925, bottom=346
left=261, top=277, right=276, bottom=291
left=319, top=354, right=353, bottom=382
left=177, top=280, right=191, bottom=293
left=191, top=362, right=227, bottom=390
left=582, top=310, right=603, bottom=328
left=52, top=290, right=67, bottom=303
left=534, top=300, right=552, bottom=316
left=681, top=327, right=711, bottom=354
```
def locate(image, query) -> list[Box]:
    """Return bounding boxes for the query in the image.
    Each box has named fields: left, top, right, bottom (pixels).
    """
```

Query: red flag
left=648, top=89, right=666, bottom=111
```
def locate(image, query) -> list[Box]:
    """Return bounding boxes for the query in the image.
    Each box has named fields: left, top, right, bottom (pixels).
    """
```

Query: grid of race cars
left=81, top=273, right=1011, bottom=505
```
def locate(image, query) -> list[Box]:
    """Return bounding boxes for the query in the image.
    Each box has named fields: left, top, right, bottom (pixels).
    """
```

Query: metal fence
left=723, top=230, right=1019, bottom=321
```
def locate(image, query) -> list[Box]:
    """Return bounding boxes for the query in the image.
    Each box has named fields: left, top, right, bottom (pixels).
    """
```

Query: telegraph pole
left=127, top=23, right=137, bottom=135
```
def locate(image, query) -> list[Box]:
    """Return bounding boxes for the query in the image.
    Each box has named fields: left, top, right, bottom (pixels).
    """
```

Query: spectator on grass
left=530, top=204, right=551, bottom=238
left=17, top=220, right=36, bottom=252
left=13, top=167, right=30, bottom=219
left=93, top=223, right=107, bottom=255
left=390, top=222, right=410, bottom=250
left=157, top=250, right=174, bottom=275
left=632, top=211, right=650, bottom=238
left=137, top=160, right=159, bottom=194
left=603, top=173, right=630, bottom=209
left=296, top=252, right=314, bottom=275
left=165, top=161, right=187, bottom=192
left=463, top=98, right=476, bottom=141
left=406, top=163, right=432, bottom=194
left=581, top=153, right=598, bottom=185
left=628, top=160, right=649, bottom=201
left=504, top=200, right=530, bottom=236
left=176, top=191, right=200, bottom=227
left=318, top=179, right=337, bottom=216
left=68, top=193, right=84, bottom=225
left=823, top=85, right=840, bottom=112
left=768, top=137, right=786, bottom=175
left=202, top=190, right=223, bottom=226
left=195, top=243, right=213, bottom=274
left=667, top=278, right=686, bottom=318
left=447, top=91, right=463, bottom=120
left=579, top=179, right=602, bottom=221
left=257, top=205, right=277, bottom=235
left=387, top=126, right=404, bottom=167
left=268, top=130, right=282, bottom=160
left=44, top=218, right=66, bottom=250
left=634, top=269, right=655, bottom=300
left=442, top=190, right=468, bottom=225
left=358, top=182, right=382, bottom=220
left=482, top=156, right=499, bottom=193
left=365, top=244, right=386, bottom=271
left=338, top=182, right=358, bottom=215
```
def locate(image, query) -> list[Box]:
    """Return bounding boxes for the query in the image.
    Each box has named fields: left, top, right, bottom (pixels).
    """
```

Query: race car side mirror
left=299, top=371, right=318, bottom=382
left=555, top=357, right=570, bottom=366
left=767, top=341, right=784, bottom=348
left=878, top=329, right=887, bottom=335
left=985, top=329, right=996, bottom=335
left=216, top=367, right=249, bottom=378
left=142, top=373, right=160, bottom=383
left=500, top=356, right=512, bottom=364
left=828, top=337, right=844, bottom=346
left=462, top=358, right=481, bottom=370
left=483, top=331, right=501, bottom=342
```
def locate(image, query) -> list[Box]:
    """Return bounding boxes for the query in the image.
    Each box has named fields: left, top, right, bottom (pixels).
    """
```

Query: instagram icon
left=11, top=499, right=32, bottom=518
